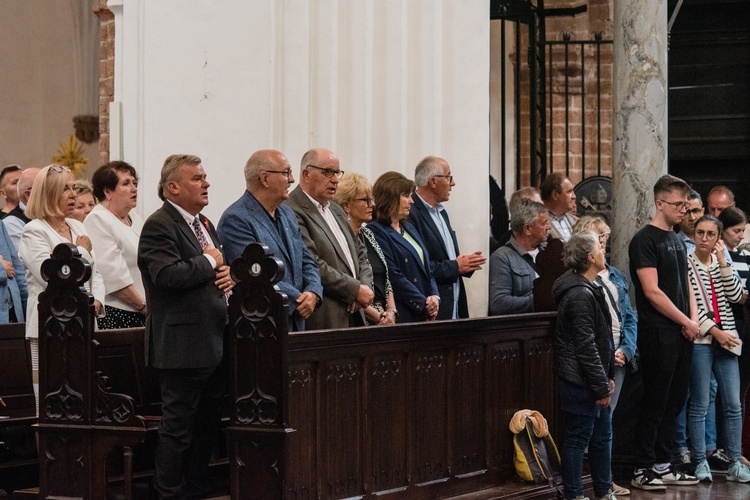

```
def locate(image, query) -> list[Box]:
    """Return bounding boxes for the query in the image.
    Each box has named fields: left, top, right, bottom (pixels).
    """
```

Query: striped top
left=687, top=252, right=743, bottom=345
left=728, top=248, right=750, bottom=324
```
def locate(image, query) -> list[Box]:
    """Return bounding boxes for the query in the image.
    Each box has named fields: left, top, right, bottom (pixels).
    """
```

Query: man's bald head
left=18, top=167, right=41, bottom=205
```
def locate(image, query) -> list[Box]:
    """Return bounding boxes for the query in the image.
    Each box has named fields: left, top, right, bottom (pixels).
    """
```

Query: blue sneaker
left=694, top=459, right=712, bottom=482
left=728, top=461, right=750, bottom=483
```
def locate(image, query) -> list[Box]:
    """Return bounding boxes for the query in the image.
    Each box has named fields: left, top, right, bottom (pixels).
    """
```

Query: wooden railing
left=10, top=242, right=560, bottom=499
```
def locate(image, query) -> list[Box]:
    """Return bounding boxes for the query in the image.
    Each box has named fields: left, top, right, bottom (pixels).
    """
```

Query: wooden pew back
left=0, top=323, right=34, bottom=425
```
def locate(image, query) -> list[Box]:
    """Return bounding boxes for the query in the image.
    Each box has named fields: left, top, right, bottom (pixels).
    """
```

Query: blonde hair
left=73, top=179, right=94, bottom=197
left=334, top=173, right=372, bottom=208
left=573, top=215, right=610, bottom=235
left=25, top=165, right=72, bottom=220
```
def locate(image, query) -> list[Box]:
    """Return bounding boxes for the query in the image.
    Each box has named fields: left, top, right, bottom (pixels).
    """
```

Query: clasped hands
left=204, top=248, right=235, bottom=293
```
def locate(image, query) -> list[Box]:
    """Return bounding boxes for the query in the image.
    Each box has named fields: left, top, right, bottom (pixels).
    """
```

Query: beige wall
left=0, top=0, right=99, bottom=176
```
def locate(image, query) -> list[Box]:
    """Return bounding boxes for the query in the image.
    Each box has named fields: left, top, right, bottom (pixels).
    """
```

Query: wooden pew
left=0, top=323, right=35, bottom=425
left=26, top=242, right=561, bottom=499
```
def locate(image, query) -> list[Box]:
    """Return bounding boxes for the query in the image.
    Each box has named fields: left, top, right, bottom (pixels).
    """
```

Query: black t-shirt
left=629, top=224, right=690, bottom=330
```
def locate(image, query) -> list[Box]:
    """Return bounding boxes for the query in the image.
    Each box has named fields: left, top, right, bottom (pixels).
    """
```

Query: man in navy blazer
left=410, top=156, right=486, bottom=319
left=218, top=150, right=323, bottom=331
left=138, top=154, right=233, bottom=498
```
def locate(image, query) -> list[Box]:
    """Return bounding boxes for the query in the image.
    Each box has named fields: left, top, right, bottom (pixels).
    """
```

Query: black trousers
left=153, top=361, right=226, bottom=499
left=635, top=325, right=694, bottom=468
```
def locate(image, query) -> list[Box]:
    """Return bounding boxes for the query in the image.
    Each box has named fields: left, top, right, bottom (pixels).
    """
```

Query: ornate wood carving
left=37, top=243, right=144, bottom=499
left=226, top=242, right=294, bottom=499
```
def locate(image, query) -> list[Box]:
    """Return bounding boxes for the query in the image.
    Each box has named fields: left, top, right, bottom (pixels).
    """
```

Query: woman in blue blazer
left=368, top=171, right=439, bottom=323
left=0, top=221, right=27, bottom=323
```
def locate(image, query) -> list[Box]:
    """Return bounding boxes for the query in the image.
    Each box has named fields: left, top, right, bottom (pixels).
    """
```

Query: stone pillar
left=93, top=2, right=115, bottom=166
left=611, top=0, right=668, bottom=272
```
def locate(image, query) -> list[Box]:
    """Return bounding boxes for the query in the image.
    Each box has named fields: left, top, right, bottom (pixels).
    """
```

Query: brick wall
left=93, top=2, right=114, bottom=166
left=517, top=0, right=613, bottom=187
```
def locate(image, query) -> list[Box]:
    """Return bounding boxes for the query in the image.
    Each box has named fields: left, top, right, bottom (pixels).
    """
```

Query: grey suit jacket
left=284, top=185, right=373, bottom=329
left=137, top=201, right=227, bottom=369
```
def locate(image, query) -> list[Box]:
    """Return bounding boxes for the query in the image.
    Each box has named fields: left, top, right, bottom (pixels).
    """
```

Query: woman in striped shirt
left=687, top=215, right=750, bottom=482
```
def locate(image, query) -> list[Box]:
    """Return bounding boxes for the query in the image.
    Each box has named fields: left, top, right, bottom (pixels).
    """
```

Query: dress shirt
left=166, top=200, right=216, bottom=269
left=302, top=191, right=357, bottom=277
left=549, top=212, right=573, bottom=242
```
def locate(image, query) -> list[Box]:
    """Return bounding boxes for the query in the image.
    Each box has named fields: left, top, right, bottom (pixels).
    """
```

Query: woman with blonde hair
left=71, top=179, right=96, bottom=222
left=334, top=173, right=397, bottom=325
left=19, top=164, right=105, bottom=403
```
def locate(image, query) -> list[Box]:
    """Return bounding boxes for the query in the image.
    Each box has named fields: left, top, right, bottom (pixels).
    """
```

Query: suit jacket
left=0, top=221, right=27, bottom=323
left=367, top=220, right=439, bottom=323
left=137, top=201, right=226, bottom=369
left=284, top=186, right=373, bottom=330
left=410, top=194, right=470, bottom=319
left=218, top=190, right=323, bottom=331
left=547, top=212, right=579, bottom=242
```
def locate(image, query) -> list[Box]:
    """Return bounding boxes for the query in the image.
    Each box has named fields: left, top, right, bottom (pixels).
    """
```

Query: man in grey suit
left=218, top=149, right=323, bottom=331
left=284, top=148, right=374, bottom=329
left=138, top=154, right=233, bottom=498
left=541, top=172, right=578, bottom=242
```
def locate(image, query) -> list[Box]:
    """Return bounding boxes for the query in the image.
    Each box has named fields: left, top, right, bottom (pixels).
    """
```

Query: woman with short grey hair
left=553, top=229, right=616, bottom=500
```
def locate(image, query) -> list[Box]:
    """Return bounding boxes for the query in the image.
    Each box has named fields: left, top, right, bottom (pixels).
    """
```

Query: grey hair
left=508, top=186, right=541, bottom=215
left=158, top=154, right=201, bottom=201
left=510, top=199, right=547, bottom=234
left=414, top=156, right=444, bottom=187
left=300, top=148, right=319, bottom=171
left=244, top=150, right=278, bottom=185
left=564, top=230, right=600, bottom=272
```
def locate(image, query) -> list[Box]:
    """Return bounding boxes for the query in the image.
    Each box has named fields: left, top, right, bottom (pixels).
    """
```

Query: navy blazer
left=218, top=190, right=323, bottom=331
left=409, top=194, right=470, bottom=319
left=137, top=202, right=227, bottom=369
left=367, top=220, right=438, bottom=323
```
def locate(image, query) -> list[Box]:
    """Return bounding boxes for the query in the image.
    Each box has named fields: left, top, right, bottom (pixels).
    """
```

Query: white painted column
left=611, top=0, right=668, bottom=272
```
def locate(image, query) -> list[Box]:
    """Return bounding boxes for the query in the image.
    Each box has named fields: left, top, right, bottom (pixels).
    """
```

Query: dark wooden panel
left=488, top=341, right=523, bottom=468
left=453, top=344, right=486, bottom=476
left=319, top=358, right=364, bottom=498
left=286, top=362, right=317, bottom=499
left=366, top=353, right=408, bottom=494
left=411, top=349, right=450, bottom=486
left=0, top=323, right=34, bottom=423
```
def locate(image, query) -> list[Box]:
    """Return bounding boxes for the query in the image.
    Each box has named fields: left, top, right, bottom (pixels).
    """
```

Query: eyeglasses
left=263, top=169, right=293, bottom=180
left=433, top=174, right=453, bottom=182
left=354, top=197, right=375, bottom=205
left=306, top=164, right=345, bottom=179
left=598, top=231, right=611, bottom=241
left=686, top=207, right=704, bottom=217
left=47, top=165, right=71, bottom=175
left=695, top=229, right=718, bottom=240
left=658, top=199, right=690, bottom=211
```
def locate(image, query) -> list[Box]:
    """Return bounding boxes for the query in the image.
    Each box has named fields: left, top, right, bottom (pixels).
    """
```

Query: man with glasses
left=218, top=149, right=322, bottom=331
left=676, top=190, right=705, bottom=254
left=285, top=148, right=374, bottom=329
left=409, top=156, right=485, bottom=319
left=3, top=167, right=40, bottom=250
left=629, top=174, right=701, bottom=491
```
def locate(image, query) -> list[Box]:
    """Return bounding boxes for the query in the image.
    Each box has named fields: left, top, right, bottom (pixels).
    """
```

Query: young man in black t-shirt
left=629, top=174, right=701, bottom=491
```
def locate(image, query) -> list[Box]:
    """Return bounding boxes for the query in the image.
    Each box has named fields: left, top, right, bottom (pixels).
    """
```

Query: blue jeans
left=610, top=365, right=625, bottom=412
left=674, top=376, right=718, bottom=454
left=561, top=408, right=612, bottom=499
left=688, top=344, right=743, bottom=463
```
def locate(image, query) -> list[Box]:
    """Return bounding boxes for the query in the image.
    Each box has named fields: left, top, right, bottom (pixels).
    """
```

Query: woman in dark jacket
left=552, top=230, right=615, bottom=500
left=368, top=171, right=440, bottom=323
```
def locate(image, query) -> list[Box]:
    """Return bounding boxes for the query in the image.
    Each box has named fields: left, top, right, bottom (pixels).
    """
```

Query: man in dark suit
left=410, top=156, right=486, bottom=319
left=138, top=154, right=233, bottom=499
left=284, top=148, right=374, bottom=329
left=218, top=149, right=323, bottom=331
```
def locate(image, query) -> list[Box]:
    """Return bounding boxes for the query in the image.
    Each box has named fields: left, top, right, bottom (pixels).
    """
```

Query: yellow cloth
left=509, top=409, right=549, bottom=437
